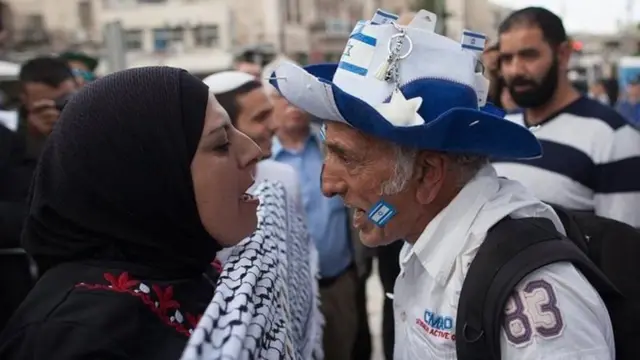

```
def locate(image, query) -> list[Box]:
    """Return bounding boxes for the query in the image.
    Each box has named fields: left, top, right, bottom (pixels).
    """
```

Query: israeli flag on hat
left=268, top=10, right=542, bottom=160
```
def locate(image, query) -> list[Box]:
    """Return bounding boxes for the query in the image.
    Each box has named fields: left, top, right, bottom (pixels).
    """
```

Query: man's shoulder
left=564, top=97, right=628, bottom=130
left=500, top=262, right=614, bottom=359
left=260, top=159, right=297, bottom=174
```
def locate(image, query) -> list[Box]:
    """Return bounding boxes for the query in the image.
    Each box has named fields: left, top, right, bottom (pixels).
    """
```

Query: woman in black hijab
left=0, top=67, right=262, bottom=359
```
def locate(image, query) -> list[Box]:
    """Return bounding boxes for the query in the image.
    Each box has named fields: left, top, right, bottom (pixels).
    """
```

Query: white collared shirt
left=393, top=166, right=614, bottom=360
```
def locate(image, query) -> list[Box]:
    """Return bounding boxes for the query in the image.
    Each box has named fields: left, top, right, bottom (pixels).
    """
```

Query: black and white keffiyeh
left=181, top=181, right=323, bottom=360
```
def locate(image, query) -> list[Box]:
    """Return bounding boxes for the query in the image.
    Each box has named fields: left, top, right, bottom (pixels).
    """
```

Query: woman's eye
left=214, top=142, right=230, bottom=153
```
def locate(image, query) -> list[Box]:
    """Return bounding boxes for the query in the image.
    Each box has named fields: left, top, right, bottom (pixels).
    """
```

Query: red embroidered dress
left=0, top=262, right=217, bottom=360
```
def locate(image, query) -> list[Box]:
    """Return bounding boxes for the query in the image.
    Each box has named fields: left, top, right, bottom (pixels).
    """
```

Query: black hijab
left=22, top=66, right=220, bottom=276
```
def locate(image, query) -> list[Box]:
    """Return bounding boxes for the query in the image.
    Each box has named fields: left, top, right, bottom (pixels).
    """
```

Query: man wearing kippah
left=268, top=8, right=613, bottom=360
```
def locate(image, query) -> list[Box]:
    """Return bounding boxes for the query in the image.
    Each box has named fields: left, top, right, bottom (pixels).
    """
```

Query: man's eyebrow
left=325, top=142, right=353, bottom=159
left=252, top=106, right=273, bottom=119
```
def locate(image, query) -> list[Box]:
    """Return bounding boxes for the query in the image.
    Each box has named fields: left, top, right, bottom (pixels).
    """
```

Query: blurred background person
left=482, top=42, right=502, bottom=105
left=59, top=51, right=99, bottom=87
left=235, top=61, right=261, bottom=78
left=616, top=76, right=640, bottom=127
left=17, top=57, right=78, bottom=177
left=589, top=79, right=612, bottom=106
left=0, top=57, right=78, bottom=330
left=494, top=7, right=640, bottom=227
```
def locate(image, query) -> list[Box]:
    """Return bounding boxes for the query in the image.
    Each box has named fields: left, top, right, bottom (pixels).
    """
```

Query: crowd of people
left=0, top=5, right=639, bottom=360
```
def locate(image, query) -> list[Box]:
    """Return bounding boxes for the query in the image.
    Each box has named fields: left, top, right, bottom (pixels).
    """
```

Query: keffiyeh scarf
left=181, top=181, right=323, bottom=360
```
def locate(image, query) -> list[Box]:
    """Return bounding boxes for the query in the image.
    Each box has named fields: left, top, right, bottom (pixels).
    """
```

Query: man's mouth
left=346, top=204, right=368, bottom=229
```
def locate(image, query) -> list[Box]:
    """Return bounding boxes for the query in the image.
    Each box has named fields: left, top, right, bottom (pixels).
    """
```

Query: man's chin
left=259, top=147, right=272, bottom=159
left=359, top=227, right=397, bottom=248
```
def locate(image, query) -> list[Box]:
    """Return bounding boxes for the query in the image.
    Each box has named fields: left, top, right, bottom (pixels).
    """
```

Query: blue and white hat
left=269, top=11, right=541, bottom=159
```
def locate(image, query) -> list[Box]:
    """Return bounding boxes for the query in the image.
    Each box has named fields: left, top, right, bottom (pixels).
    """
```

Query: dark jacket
left=0, top=120, right=37, bottom=249
left=0, top=261, right=216, bottom=359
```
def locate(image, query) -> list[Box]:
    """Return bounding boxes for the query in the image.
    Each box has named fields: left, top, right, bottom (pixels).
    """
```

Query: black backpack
left=455, top=206, right=640, bottom=359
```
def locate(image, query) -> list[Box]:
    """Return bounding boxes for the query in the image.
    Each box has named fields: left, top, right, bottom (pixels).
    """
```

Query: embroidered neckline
left=75, top=272, right=203, bottom=337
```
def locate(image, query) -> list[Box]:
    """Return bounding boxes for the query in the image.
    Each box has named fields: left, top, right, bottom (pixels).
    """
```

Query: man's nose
left=266, top=116, right=278, bottom=133
left=320, top=162, right=346, bottom=198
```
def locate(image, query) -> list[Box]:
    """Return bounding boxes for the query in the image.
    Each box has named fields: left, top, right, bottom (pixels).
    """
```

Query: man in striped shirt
left=493, top=7, right=640, bottom=227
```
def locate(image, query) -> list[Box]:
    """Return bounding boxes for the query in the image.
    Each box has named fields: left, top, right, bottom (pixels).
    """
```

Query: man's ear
left=557, top=41, right=573, bottom=71
left=414, top=151, right=447, bottom=205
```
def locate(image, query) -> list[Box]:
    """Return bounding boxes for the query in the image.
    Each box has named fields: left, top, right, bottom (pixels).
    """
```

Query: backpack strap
left=455, top=216, right=616, bottom=360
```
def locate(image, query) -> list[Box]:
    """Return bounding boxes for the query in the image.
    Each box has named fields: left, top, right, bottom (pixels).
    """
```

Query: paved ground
left=365, top=260, right=386, bottom=360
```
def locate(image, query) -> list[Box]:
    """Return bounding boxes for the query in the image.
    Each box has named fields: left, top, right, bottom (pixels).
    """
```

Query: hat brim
left=60, top=52, right=99, bottom=71
left=270, top=62, right=541, bottom=160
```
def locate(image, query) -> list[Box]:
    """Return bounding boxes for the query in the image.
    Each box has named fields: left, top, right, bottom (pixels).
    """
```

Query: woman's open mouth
left=240, top=193, right=260, bottom=205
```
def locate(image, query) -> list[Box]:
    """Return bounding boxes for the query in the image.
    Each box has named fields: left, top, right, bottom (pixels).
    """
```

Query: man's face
left=628, top=83, right=640, bottom=99
left=590, top=83, right=605, bottom=96
left=270, top=92, right=310, bottom=132
left=22, top=79, right=78, bottom=136
left=321, top=122, right=421, bottom=247
left=235, top=62, right=261, bottom=78
left=67, top=60, right=95, bottom=87
left=499, top=26, right=562, bottom=108
left=235, top=87, right=275, bottom=158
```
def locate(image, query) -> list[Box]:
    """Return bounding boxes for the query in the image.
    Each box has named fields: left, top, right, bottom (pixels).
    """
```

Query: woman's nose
left=238, top=131, right=262, bottom=169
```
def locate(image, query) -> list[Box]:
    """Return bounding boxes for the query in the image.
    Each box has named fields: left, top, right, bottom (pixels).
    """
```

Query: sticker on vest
left=503, top=279, right=565, bottom=348
left=416, top=309, right=456, bottom=341
left=338, top=25, right=377, bottom=77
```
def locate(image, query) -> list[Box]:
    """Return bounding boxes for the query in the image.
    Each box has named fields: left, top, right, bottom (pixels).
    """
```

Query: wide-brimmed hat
left=268, top=18, right=541, bottom=159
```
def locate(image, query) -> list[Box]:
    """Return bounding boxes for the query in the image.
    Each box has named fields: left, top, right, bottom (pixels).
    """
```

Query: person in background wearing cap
left=263, top=59, right=360, bottom=360
left=268, top=8, right=613, bottom=359
left=59, top=51, right=98, bottom=87
left=616, top=77, right=640, bottom=128
left=494, top=7, right=640, bottom=227
left=235, top=62, right=262, bottom=78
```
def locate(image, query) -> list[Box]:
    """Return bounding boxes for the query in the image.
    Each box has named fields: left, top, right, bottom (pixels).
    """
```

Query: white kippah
left=202, top=71, right=257, bottom=94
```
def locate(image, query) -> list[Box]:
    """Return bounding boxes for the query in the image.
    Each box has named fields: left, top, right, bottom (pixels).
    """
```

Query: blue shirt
left=616, top=100, right=640, bottom=128
left=272, top=135, right=352, bottom=278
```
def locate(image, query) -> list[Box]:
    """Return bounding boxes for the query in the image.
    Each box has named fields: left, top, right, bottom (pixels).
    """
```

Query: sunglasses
left=72, top=68, right=96, bottom=82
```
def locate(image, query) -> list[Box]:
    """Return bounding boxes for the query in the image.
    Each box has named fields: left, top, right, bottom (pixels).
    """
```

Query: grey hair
left=379, top=146, right=489, bottom=195
left=380, top=146, right=418, bottom=195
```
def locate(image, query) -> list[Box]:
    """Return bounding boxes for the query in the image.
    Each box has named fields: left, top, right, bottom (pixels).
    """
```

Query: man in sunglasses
left=60, top=51, right=98, bottom=87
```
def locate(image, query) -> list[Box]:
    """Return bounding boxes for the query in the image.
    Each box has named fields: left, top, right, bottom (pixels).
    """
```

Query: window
left=325, top=19, right=350, bottom=34
left=193, top=25, right=219, bottom=47
left=294, top=0, right=301, bottom=24
left=285, top=0, right=293, bottom=22
left=78, top=0, right=94, bottom=30
left=25, top=14, right=44, bottom=29
left=124, top=29, right=143, bottom=50
left=152, top=27, right=184, bottom=52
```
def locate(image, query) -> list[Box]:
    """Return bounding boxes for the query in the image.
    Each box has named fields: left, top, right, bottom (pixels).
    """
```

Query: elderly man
left=268, top=10, right=614, bottom=360
left=262, top=58, right=365, bottom=360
